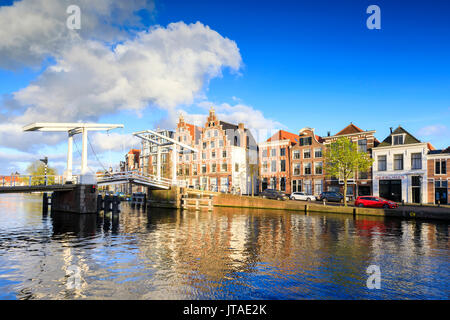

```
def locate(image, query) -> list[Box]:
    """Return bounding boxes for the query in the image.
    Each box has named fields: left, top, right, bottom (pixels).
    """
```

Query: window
left=280, top=177, right=286, bottom=191
left=271, top=149, right=276, bottom=157
left=378, top=155, right=387, bottom=171
left=211, top=141, right=215, bottom=148
left=359, top=171, right=368, bottom=179
left=358, top=139, right=367, bottom=152
left=435, top=159, right=447, bottom=174
left=315, top=162, right=323, bottom=175
left=293, top=163, right=301, bottom=175
left=411, top=153, right=422, bottom=170
left=222, top=150, right=227, bottom=158
left=206, top=131, right=210, bottom=138
left=262, top=149, right=267, bottom=157
left=219, top=140, right=224, bottom=147
left=303, top=149, right=311, bottom=159
left=211, top=151, right=216, bottom=159
left=185, top=154, right=189, bottom=161
left=202, top=152, right=206, bottom=160
left=300, top=137, right=312, bottom=146
left=263, top=161, right=268, bottom=172
left=211, top=164, right=216, bottom=173
left=304, top=163, right=312, bottom=175
left=393, top=135, right=404, bottom=145
left=234, top=136, right=238, bottom=146
left=314, top=148, right=322, bottom=158
left=193, top=153, right=197, bottom=161
left=271, top=160, right=276, bottom=172
left=214, top=130, right=218, bottom=137
left=222, top=163, right=227, bottom=172
left=193, top=165, right=198, bottom=175
left=280, top=160, right=286, bottom=172
left=202, top=164, right=207, bottom=174
left=203, top=142, right=207, bottom=149
left=293, top=150, right=300, bottom=159
left=314, top=180, right=323, bottom=195
left=394, top=154, right=403, bottom=170
left=280, top=148, right=286, bottom=156
left=235, top=163, right=239, bottom=172
left=185, top=166, right=189, bottom=176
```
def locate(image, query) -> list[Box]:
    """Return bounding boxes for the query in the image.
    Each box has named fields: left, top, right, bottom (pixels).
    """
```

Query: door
left=435, top=188, right=448, bottom=204
left=379, top=180, right=402, bottom=202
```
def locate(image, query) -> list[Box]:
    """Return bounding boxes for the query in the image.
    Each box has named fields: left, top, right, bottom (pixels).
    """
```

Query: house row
left=131, top=108, right=449, bottom=205
left=260, top=124, right=449, bottom=205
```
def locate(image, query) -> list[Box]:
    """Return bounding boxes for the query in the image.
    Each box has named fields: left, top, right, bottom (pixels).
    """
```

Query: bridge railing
left=0, top=174, right=80, bottom=187
left=96, top=171, right=173, bottom=188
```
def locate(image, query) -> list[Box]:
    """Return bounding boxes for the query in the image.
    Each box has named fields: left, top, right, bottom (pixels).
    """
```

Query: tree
left=26, top=160, right=58, bottom=185
left=323, top=137, right=373, bottom=206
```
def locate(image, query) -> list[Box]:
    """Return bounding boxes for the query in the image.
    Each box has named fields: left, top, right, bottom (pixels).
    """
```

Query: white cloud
left=417, top=124, right=449, bottom=137
left=0, top=0, right=153, bottom=69
left=0, top=21, right=242, bottom=152
left=90, top=132, right=141, bottom=153
left=157, top=101, right=285, bottom=142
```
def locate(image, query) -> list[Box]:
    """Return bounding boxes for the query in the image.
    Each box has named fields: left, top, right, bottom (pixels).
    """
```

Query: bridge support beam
left=51, top=184, right=98, bottom=214
left=65, top=133, right=73, bottom=182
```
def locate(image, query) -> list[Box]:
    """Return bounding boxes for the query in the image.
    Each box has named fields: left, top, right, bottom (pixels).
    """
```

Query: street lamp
left=40, top=156, right=48, bottom=186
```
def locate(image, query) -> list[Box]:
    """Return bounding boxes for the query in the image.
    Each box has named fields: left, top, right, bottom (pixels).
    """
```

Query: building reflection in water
left=0, top=194, right=448, bottom=300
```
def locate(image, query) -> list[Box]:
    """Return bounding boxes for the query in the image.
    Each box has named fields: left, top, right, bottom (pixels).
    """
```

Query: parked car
left=318, top=191, right=345, bottom=203
left=290, top=192, right=316, bottom=201
left=355, top=196, right=398, bottom=209
left=260, top=189, right=288, bottom=200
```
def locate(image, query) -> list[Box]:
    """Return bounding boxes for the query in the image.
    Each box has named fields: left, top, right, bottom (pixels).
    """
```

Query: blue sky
left=0, top=0, right=449, bottom=174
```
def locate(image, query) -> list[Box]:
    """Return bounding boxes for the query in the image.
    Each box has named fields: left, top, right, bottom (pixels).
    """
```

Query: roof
left=266, top=130, right=298, bottom=145
left=335, top=123, right=365, bottom=136
left=377, top=126, right=421, bottom=147
left=128, top=149, right=140, bottom=155
left=219, top=121, right=239, bottom=131
left=429, top=146, right=450, bottom=155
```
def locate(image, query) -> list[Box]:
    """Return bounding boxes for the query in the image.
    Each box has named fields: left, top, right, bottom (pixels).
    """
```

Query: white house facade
left=372, top=126, right=431, bottom=204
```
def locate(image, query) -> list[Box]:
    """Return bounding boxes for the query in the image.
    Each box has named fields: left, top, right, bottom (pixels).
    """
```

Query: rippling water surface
left=0, top=193, right=449, bottom=300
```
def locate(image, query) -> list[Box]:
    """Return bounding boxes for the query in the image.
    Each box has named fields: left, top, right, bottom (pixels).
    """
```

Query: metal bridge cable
left=87, top=134, right=109, bottom=173
left=73, top=136, right=96, bottom=174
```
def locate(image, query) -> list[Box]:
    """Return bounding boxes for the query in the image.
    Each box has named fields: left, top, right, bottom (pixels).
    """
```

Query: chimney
left=390, top=127, right=393, bottom=134
left=327, top=131, right=330, bottom=137
left=238, top=123, right=244, bottom=130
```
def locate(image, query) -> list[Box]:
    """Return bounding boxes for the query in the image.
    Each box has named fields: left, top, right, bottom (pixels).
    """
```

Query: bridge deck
left=0, top=184, right=77, bottom=194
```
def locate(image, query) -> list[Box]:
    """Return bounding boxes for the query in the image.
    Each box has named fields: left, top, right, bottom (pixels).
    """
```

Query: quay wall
left=212, top=194, right=450, bottom=221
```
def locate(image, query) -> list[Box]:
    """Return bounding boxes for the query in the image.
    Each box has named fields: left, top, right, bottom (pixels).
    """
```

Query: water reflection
left=0, top=194, right=449, bottom=300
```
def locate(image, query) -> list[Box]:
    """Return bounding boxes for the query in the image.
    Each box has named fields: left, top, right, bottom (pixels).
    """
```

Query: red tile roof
left=267, top=130, right=298, bottom=145
left=335, top=123, right=365, bottom=136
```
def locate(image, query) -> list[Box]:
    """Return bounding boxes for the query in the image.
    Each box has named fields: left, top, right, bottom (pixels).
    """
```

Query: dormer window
left=392, top=134, right=404, bottom=145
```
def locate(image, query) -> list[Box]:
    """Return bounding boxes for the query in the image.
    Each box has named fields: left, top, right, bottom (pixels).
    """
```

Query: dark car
left=319, top=191, right=345, bottom=203
left=355, top=196, right=398, bottom=209
left=260, top=189, right=288, bottom=200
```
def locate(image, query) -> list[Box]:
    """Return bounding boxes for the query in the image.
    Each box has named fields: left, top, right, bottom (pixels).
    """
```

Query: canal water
left=0, top=193, right=448, bottom=300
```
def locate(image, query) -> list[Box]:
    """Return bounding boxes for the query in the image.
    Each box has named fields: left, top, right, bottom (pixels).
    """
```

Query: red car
left=355, top=196, right=398, bottom=209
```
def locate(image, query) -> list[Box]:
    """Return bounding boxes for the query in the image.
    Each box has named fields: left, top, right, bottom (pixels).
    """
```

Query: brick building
left=175, top=107, right=258, bottom=194
left=322, top=123, right=378, bottom=198
left=259, top=130, right=298, bottom=194
left=290, top=127, right=325, bottom=196
left=427, top=147, right=449, bottom=204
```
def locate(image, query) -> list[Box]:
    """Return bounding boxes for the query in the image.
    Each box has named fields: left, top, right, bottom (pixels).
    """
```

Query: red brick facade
left=290, top=128, right=325, bottom=196
left=427, top=148, right=450, bottom=204
left=259, top=130, right=298, bottom=194
left=322, top=123, right=379, bottom=199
